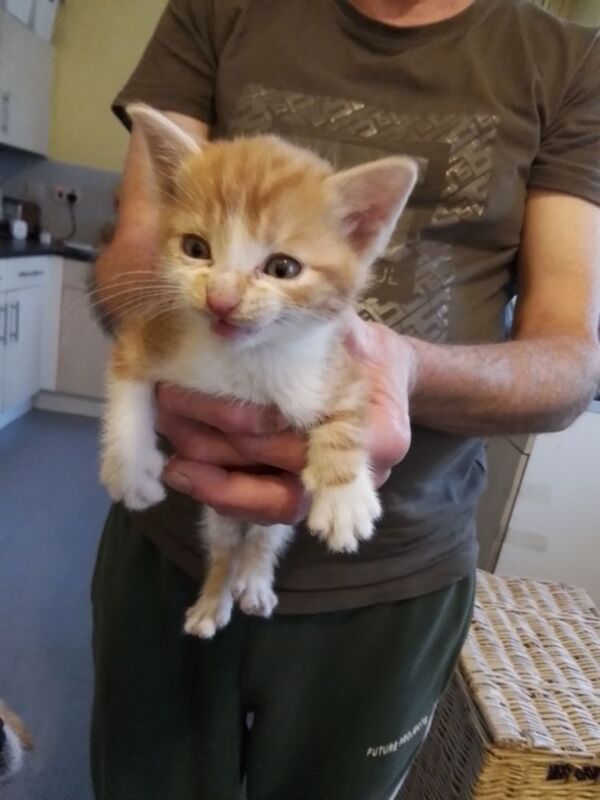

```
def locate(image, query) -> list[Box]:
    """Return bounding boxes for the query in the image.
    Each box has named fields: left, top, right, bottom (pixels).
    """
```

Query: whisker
left=89, top=274, right=176, bottom=292
left=84, top=286, right=182, bottom=317
left=95, top=296, right=181, bottom=319
left=87, top=285, right=181, bottom=303
left=60, top=286, right=176, bottom=324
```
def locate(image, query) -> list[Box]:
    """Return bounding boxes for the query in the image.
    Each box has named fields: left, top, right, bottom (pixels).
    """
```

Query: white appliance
left=496, top=402, right=600, bottom=607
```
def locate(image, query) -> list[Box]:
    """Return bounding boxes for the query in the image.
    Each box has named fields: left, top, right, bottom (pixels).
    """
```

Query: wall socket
left=55, top=186, right=81, bottom=205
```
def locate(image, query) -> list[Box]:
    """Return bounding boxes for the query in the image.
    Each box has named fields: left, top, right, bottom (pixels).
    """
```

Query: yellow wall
left=49, top=0, right=167, bottom=172
left=538, top=0, right=600, bottom=24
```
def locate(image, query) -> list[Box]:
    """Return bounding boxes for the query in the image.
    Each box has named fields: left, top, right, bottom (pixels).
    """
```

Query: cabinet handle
left=1, top=92, right=10, bottom=135
left=9, top=301, right=19, bottom=343
left=18, top=270, right=45, bottom=278
left=0, top=304, right=7, bottom=346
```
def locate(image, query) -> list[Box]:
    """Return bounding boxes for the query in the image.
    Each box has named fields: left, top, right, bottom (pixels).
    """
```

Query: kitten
left=0, top=699, right=33, bottom=783
left=100, top=104, right=417, bottom=638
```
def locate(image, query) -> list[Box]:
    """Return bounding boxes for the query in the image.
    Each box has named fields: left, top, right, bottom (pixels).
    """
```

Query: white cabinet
left=56, top=259, right=110, bottom=400
left=32, top=0, right=57, bottom=41
left=496, top=405, right=600, bottom=608
left=0, top=9, right=53, bottom=154
left=0, top=257, right=49, bottom=422
left=5, top=0, right=34, bottom=26
left=2, top=284, right=44, bottom=408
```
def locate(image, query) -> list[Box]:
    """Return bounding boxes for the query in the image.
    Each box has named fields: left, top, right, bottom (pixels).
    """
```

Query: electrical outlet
left=55, top=186, right=81, bottom=204
left=66, top=188, right=81, bottom=205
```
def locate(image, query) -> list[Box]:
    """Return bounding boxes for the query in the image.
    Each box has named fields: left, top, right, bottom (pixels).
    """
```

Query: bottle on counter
left=10, top=204, right=28, bottom=241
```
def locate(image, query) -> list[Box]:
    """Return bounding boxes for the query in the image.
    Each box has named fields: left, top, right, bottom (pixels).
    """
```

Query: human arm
left=407, top=190, right=600, bottom=435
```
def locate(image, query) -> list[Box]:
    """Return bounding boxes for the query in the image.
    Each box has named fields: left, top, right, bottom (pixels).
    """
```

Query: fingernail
left=163, top=468, right=192, bottom=495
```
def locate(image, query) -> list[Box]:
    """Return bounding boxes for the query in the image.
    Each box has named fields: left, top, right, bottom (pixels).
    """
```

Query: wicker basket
left=399, top=572, right=600, bottom=799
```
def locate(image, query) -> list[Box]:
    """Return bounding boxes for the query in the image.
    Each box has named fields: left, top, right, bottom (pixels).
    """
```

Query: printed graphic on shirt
left=229, top=84, right=499, bottom=342
left=366, top=715, right=430, bottom=758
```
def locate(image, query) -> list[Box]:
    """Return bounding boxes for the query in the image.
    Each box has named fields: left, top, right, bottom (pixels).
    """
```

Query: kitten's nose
left=206, top=294, right=240, bottom=319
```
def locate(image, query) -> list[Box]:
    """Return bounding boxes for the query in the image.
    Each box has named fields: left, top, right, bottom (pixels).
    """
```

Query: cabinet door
left=5, top=0, right=34, bottom=26
left=0, top=10, right=53, bottom=154
left=32, top=0, right=58, bottom=40
left=2, top=285, right=44, bottom=410
left=0, top=292, right=7, bottom=409
left=57, top=261, right=110, bottom=399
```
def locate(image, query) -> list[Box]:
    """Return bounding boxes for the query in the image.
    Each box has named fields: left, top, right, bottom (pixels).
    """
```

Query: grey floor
left=0, top=410, right=109, bottom=800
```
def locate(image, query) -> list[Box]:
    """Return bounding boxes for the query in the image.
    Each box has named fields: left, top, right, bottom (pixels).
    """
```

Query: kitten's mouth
left=211, top=319, right=256, bottom=340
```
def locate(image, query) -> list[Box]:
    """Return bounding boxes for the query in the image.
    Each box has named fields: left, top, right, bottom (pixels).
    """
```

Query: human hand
left=158, top=316, right=415, bottom=525
left=157, top=391, right=310, bottom=525
left=343, top=314, right=416, bottom=486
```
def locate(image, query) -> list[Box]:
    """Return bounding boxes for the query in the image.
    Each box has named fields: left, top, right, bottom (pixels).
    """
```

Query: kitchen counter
left=0, top=239, right=97, bottom=263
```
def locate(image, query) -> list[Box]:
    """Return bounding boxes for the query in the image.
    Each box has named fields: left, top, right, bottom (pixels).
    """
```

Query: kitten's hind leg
left=184, top=510, right=242, bottom=639
left=232, top=524, right=293, bottom=618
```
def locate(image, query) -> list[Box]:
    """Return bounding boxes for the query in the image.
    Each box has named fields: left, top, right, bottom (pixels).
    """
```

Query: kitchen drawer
left=0, top=257, right=49, bottom=291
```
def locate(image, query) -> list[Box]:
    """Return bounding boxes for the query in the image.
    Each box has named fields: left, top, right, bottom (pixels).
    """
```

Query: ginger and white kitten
left=100, top=104, right=417, bottom=638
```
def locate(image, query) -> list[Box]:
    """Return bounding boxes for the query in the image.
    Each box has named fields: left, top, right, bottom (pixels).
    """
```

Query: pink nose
left=206, top=295, right=240, bottom=319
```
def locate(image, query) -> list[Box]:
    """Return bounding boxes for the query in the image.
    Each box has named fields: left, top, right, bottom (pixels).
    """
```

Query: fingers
left=157, top=385, right=287, bottom=435
left=157, top=409, right=249, bottom=467
left=163, top=458, right=309, bottom=526
left=157, top=407, right=307, bottom=472
left=229, top=431, right=307, bottom=473
left=367, top=392, right=412, bottom=472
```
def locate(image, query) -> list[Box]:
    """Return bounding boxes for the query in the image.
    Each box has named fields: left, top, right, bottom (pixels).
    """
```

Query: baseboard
left=34, top=391, right=103, bottom=419
left=0, top=399, right=33, bottom=431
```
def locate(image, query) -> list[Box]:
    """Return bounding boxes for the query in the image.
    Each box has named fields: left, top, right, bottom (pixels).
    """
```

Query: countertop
left=0, top=239, right=97, bottom=263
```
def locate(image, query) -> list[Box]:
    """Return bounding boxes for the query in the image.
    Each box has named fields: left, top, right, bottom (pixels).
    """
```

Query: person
left=92, top=1, right=600, bottom=798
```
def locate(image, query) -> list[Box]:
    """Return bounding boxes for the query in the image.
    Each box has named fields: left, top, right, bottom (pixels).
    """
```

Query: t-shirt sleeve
left=112, top=0, right=217, bottom=129
left=528, top=33, right=600, bottom=207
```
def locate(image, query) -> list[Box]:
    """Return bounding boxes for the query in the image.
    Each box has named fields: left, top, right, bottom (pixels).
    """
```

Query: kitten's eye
left=263, top=254, right=302, bottom=279
left=182, top=234, right=211, bottom=260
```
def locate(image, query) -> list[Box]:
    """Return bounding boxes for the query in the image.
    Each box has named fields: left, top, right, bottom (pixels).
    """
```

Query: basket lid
left=461, top=573, right=600, bottom=758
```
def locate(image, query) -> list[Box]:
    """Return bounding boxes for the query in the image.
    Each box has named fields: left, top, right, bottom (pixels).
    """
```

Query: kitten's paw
left=100, top=446, right=167, bottom=511
left=183, top=592, right=233, bottom=639
left=233, top=575, right=278, bottom=618
left=308, top=475, right=381, bottom=554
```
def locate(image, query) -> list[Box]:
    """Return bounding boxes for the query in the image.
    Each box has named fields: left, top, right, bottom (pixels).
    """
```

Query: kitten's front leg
left=232, top=524, right=293, bottom=617
left=100, top=376, right=167, bottom=510
left=302, top=397, right=381, bottom=554
left=184, top=509, right=243, bottom=639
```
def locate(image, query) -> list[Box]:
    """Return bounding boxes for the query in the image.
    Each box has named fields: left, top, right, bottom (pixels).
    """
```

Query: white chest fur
left=154, top=319, right=340, bottom=428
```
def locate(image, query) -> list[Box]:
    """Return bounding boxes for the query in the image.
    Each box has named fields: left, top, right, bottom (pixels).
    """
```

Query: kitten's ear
left=127, top=103, right=201, bottom=192
left=328, top=157, right=418, bottom=263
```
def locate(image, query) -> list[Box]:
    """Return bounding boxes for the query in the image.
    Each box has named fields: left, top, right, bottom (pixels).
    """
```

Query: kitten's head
left=128, top=104, right=417, bottom=347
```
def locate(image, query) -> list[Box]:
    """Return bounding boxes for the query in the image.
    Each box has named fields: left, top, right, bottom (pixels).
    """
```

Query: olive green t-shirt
left=113, top=0, right=600, bottom=613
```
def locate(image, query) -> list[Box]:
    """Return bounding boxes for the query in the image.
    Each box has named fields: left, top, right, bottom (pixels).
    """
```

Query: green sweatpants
left=91, top=505, right=475, bottom=800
